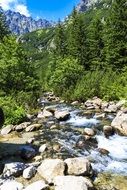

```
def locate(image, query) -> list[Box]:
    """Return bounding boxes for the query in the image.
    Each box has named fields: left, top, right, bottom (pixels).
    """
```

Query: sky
left=0, top=0, right=80, bottom=21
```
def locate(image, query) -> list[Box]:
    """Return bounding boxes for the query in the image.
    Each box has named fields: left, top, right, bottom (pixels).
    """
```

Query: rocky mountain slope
left=4, top=10, right=53, bottom=35
left=76, top=0, right=98, bottom=12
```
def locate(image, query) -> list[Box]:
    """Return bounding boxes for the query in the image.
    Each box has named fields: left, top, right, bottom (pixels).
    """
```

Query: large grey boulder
left=64, top=157, right=93, bottom=176
left=0, top=180, right=23, bottom=190
left=3, top=162, right=26, bottom=177
left=111, top=111, right=127, bottom=136
left=1, top=125, right=13, bottom=135
left=38, top=159, right=66, bottom=183
left=24, top=180, right=49, bottom=190
left=54, top=176, right=94, bottom=190
left=54, top=111, right=70, bottom=121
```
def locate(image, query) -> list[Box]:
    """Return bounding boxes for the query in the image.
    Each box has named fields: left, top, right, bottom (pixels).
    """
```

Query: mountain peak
left=76, top=0, right=98, bottom=12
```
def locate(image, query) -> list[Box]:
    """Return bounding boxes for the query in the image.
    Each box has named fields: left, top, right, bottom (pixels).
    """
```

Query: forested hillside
left=0, top=0, right=127, bottom=124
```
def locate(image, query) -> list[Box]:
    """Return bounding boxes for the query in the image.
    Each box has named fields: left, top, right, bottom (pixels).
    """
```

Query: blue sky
left=0, top=0, right=80, bottom=21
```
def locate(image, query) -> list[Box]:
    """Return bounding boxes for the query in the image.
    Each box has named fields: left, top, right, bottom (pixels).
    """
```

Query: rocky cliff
left=76, top=0, right=98, bottom=12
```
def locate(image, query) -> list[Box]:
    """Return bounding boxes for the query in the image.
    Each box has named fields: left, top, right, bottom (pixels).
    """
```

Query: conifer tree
left=0, top=9, right=10, bottom=41
left=103, top=0, right=127, bottom=70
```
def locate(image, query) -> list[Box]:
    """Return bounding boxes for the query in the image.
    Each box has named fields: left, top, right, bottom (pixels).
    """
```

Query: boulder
left=54, top=111, right=70, bottom=121
left=84, top=128, right=95, bottom=137
left=24, top=180, right=49, bottom=190
left=19, top=146, right=36, bottom=160
left=25, top=124, right=42, bottom=132
left=104, top=104, right=117, bottom=113
left=15, top=122, right=31, bottom=132
left=103, top=125, right=114, bottom=137
left=3, top=162, right=26, bottom=177
left=0, top=181, right=23, bottom=190
left=37, top=109, right=53, bottom=119
left=111, top=112, right=127, bottom=136
left=23, top=166, right=36, bottom=179
left=0, top=107, right=4, bottom=128
left=54, top=176, right=94, bottom=190
left=64, top=157, right=93, bottom=176
left=1, top=125, right=13, bottom=135
left=37, top=159, right=66, bottom=183
left=98, top=148, right=109, bottom=155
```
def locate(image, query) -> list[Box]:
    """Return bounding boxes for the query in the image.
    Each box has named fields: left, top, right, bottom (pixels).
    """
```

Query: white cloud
left=0, top=0, right=30, bottom=17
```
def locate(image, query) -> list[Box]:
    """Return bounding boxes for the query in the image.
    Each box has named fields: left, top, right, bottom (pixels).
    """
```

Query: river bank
left=0, top=92, right=127, bottom=190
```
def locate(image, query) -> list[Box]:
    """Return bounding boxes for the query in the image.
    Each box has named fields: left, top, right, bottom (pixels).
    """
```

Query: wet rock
left=54, top=111, right=70, bottom=121
left=39, top=144, right=48, bottom=153
left=98, top=148, right=109, bottom=155
left=1, top=125, right=14, bottom=135
left=38, top=159, right=66, bottom=183
left=24, top=180, right=49, bottom=190
left=3, top=162, right=26, bottom=177
left=15, top=122, right=31, bottom=132
left=84, top=128, right=95, bottom=137
left=103, top=126, right=114, bottom=137
left=54, top=176, right=94, bottom=190
left=37, top=109, right=53, bottom=119
left=0, top=180, right=23, bottom=190
left=25, top=124, right=42, bottom=132
left=20, top=146, right=36, bottom=160
left=111, top=111, right=127, bottom=136
left=64, top=157, right=93, bottom=176
left=23, top=166, right=36, bottom=179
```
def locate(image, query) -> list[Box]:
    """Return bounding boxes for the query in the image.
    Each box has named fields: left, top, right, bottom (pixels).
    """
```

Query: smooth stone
left=39, top=144, right=48, bottom=153
left=54, top=176, right=94, bottom=190
left=0, top=180, right=23, bottom=190
left=1, top=125, right=13, bottom=135
left=64, top=157, right=93, bottom=176
left=23, top=166, right=36, bottom=179
left=15, top=122, right=31, bottom=132
left=98, top=148, right=110, bottom=155
left=38, top=159, right=66, bottom=183
left=84, top=128, right=95, bottom=137
left=25, top=124, right=42, bottom=132
left=54, top=111, right=70, bottom=121
left=103, top=125, right=114, bottom=137
left=24, top=180, right=49, bottom=190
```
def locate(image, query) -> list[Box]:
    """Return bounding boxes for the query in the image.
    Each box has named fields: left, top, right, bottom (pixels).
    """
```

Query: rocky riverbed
left=0, top=92, right=127, bottom=190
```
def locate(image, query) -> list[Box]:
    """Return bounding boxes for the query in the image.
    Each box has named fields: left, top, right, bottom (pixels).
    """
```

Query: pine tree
left=54, top=19, right=67, bottom=58
left=87, top=14, right=104, bottom=69
left=0, top=9, right=10, bottom=41
left=103, top=0, right=127, bottom=70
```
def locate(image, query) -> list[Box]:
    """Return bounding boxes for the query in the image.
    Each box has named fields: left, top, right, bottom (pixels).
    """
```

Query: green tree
left=54, top=19, right=67, bottom=58
left=103, top=0, right=127, bottom=70
left=0, top=9, right=10, bottom=41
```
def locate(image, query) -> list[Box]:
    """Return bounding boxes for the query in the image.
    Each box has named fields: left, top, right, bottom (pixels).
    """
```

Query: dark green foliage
left=0, top=9, right=10, bottom=41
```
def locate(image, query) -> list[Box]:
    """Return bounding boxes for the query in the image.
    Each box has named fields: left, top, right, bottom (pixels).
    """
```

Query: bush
left=0, top=96, right=26, bottom=125
left=47, top=57, right=84, bottom=96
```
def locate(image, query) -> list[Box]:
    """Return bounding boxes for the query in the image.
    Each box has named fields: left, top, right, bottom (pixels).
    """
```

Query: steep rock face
left=76, top=0, right=98, bottom=12
left=4, top=10, right=53, bottom=35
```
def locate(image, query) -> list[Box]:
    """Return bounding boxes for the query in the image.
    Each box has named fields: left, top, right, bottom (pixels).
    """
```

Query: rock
left=71, top=101, right=79, bottom=106
left=27, top=137, right=35, bottom=144
left=25, top=124, right=42, bottom=132
left=98, top=148, right=110, bottom=155
left=1, top=125, right=13, bottom=135
left=103, top=126, right=114, bottom=137
left=54, top=111, right=70, bottom=121
left=34, top=155, right=42, bottom=162
left=0, top=107, right=4, bottom=128
left=15, top=122, right=31, bottom=132
left=50, top=125, right=58, bottom=130
left=24, top=180, right=49, bottom=190
left=23, top=166, right=36, bottom=179
left=0, top=180, right=23, bottom=190
left=94, top=113, right=105, bottom=119
left=101, top=102, right=109, bottom=110
left=84, top=128, right=95, bottom=137
left=3, top=162, right=26, bottom=177
left=111, top=112, right=127, bottom=136
left=38, top=159, right=66, bottom=183
left=92, top=97, right=102, bottom=107
left=37, top=109, right=53, bottom=119
left=64, top=157, right=93, bottom=176
left=20, top=146, right=36, bottom=160
left=104, top=104, right=117, bottom=113
left=54, top=176, right=94, bottom=190
left=39, top=144, right=48, bottom=153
